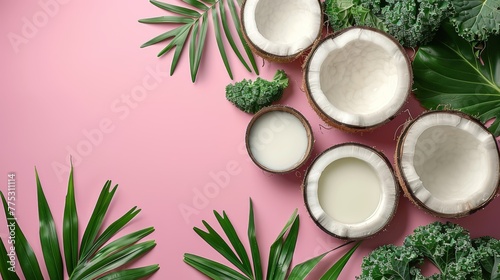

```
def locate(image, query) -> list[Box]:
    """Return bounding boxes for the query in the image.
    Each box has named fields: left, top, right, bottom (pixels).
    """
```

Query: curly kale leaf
left=358, top=222, right=498, bottom=279
left=404, top=222, right=482, bottom=279
left=357, top=244, right=425, bottom=280
left=450, top=0, right=500, bottom=43
left=225, top=70, right=289, bottom=114
left=324, top=0, right=454, bottom=47
left=473, top=237, right=500, bottom=279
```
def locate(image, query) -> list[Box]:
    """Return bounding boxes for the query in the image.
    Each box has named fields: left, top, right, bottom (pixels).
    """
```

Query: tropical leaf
left=140, top=0, right=259, bottom=82
left=63, top=164, right=79, bottom=276
left=247, top=199, right=262, bottom=280
left=320, top=242, right=361, bottom=280
left=0, top=168, right=158, bottom=280
left=185, top=200, right=360, bottom=279
left=97, top=265, right=160, bottom=280
left=184, top=253, right=249, bottom=279
left=36, top=169, right=64, bottom=280
left=0, top=192, right=43, bottom=280
left=79, top=181, right=117, bottom=261
left=266, top=209, right=298, bottom=280
left=288, top=241, right=354, bottom=279
left=214, top=210, right=253, bottom=278
left=268, top=215, right=299, bottom=280
left=413, top=23, right=500, bottom=136
left=0, top=236, right=21, bottom=280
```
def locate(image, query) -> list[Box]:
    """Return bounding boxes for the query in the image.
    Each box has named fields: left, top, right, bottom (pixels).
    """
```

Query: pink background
left=1, top=0, right=500, bottom=279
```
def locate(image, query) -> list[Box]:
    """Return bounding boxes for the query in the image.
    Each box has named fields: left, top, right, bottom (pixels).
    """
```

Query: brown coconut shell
left=302, top=142, right=400, bottom=240
left=394, top=110, right=500, bottom=218
left=303, top=26, right=413, bottom=132
left=240, top=0, right=323, bottom=63
left=245, top=105, right=314, bottom=174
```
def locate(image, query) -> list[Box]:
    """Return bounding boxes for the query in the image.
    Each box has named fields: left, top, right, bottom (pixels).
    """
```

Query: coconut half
left=241, top=0, right=323, bottom=62
left=303, top=143, right=399, bottom=240
left=395, top=111, right=500, bottom=218
left=304, top=27, right=412, bottom=131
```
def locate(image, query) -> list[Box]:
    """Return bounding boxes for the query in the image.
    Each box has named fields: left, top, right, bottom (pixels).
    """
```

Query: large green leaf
left=413, top=23, right=500, bottom=136
left=36, top=170, right=64, bottom=280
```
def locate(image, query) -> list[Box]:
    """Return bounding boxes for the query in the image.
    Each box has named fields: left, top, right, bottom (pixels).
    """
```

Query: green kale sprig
left=225, top=70, right=289, bottom=114
left=357, top=222, right=500, bottom=279
left=325, top=0, right=454, bottom=47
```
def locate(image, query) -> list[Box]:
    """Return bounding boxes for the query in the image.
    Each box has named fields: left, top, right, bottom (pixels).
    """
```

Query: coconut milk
left=249, top=111, right=309, bottom=172
left=318, top=158, right=381, bottom=224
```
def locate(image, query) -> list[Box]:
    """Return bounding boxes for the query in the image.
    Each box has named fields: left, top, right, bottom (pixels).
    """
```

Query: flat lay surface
left=1, top=0, right=499, bottom=279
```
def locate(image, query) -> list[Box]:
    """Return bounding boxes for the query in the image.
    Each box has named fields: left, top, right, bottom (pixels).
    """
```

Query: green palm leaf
left=247, top=199, right=262, bottom=280
left=63, top=164, right=78, bottom=276
left=36, top=169, right=64, bottom=280
left=184, top=253, right=250, bottom=279
left=320, top=242, right=361, bottom=280
left=79, top=207, right=142, bottom=264
left=288, top=241, right=354, bottom=279
left=267, top=213, right=299, bottom=280
left=0, top=192, right=43, bottom=280
left=193, top=220, right=249, bottom=275
left=0, top=168, right=158, bottom=280
left=0, top=236, right=21, bottom=280
left=140, top=0, right=259, bottom=82
left=214, top=210, right=253, bottom=278
left=185, top=200, right=359, bottom=279
left=97, top=265, right=160, bottom=280
left=79, top=181, right=116, bottom=260
left=71, top=241, right=156, bottom=280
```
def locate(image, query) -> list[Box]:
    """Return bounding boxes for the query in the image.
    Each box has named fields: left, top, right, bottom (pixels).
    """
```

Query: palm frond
left=63, top=164, right=79, bottom=276
left=79, top=181, right=117, bottom=261
left=0, top=236, right=21, bottom=280
left=97, top=264, right=160, bottom=280
left=0, top=168, right=158, bottom=280
left=184, top=254, right=249, bottom=279
left=140, top=0, right=259, bottom=82
left=184, top=199, right=361, bottom=279
left=36, top=169, right=64, bottom=280
left=247, top=199, right=262, bottom=280
left=0, top=192, right=44, bottom=280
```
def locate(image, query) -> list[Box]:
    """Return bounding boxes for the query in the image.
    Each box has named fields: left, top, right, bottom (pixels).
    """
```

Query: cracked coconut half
left=303, top=143, right=399, bottom=240
left=304, top=27, right=412, bottom=131
left=395, top=111, right=500, bottom=218
left=241, top=0, right=323, bottom=62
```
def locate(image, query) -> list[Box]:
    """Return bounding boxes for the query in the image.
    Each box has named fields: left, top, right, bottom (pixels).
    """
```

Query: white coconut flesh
left=306, top=28, right=411, bottom=127
left=304, top=144, right=398, bottom=239
left=242, top=0, right=322, bottom=57
left=398, top=112, right=500, bottom=216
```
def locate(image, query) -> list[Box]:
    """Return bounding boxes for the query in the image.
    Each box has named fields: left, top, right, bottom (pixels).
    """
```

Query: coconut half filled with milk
left=303, top=143, right=399, bottom=239
left=246, top=106, right=314, bottom=173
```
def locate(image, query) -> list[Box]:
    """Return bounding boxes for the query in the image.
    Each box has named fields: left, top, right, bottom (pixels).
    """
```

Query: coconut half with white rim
left=241, top=0, right=323, bottom=62
left=304, top=26, right=412, bottom=131
left=395, top=111, right=500, bottom=218
left=303, top=143, right=399, bottom=240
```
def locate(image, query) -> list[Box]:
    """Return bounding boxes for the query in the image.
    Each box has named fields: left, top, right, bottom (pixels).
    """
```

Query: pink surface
left=1, top=0, right=500, bottom=279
